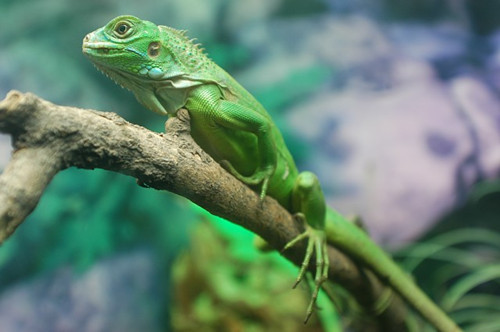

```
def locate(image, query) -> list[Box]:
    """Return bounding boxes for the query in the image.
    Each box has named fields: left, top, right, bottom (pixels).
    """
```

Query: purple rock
left=0, top=250, right=164, bottom=332
left=288, top=69, right=500, bottom=246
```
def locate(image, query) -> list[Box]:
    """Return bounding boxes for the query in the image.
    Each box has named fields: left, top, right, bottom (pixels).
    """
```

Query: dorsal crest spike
left=157, top=24, right=212, bottom=72
left=158, top=25, right=190, bottom=39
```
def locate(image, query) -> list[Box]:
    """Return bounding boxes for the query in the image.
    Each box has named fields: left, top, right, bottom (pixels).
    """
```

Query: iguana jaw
left=82, top=38, right=152, bottom=86
left=82, top=41, right=125, bottom=57
left=89, top=61, right=151, bottom=93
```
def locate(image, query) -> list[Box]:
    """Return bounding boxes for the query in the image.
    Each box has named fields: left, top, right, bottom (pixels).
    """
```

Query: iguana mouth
left=82, top=42, right=123, bottom=55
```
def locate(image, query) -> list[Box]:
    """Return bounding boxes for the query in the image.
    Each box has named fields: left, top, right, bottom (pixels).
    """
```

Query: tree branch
left=0, top=90, right=409, bottom=331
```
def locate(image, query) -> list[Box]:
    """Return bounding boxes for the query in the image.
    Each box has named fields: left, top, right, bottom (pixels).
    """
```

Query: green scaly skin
left=83, top=16, right=461, bottom=331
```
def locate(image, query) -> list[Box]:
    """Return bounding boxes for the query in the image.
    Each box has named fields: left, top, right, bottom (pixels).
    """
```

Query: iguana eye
left=148, top=42, right=160, bottom=57
left=114, top=22, right=131, bottom=37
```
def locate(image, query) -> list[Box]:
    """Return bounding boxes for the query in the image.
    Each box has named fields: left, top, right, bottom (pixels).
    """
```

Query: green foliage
left=170, top=215, right=342, bottom=332
left=442, top=264, right=500, bottom=311
left=392, top=179, right=500, bottom=331
left=0, top=168, right=194, bottom=290
left=396, top=228, right=500, bottom=332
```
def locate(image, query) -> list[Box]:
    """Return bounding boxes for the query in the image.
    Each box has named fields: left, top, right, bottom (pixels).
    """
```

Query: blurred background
left=1, top=0, right=500, bottom=331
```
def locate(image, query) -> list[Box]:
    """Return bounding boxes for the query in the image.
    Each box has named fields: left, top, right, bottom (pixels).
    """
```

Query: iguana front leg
left=283, top=171, right=329, bottom=323
left=185, top=85, right=276, bottom=199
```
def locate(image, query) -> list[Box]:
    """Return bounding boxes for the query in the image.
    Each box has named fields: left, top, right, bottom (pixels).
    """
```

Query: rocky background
left=1, top=0, right=500, bottom=331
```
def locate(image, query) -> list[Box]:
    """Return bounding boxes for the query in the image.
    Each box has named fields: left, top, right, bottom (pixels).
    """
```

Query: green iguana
left=83, top=15, right=461, bottom=331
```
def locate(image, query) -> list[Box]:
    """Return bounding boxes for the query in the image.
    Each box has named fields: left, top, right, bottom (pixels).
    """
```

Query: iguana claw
left=282, top=220, right=329, bottom=323
left=220, top=159, right=273, bottom=200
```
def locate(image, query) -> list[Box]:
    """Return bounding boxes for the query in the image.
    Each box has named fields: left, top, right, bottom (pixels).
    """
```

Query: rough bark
left=0, top=90, right=409, bottom=331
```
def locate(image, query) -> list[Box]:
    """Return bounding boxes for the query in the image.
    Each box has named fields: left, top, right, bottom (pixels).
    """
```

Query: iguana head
left=83, top=15, right=209, bottom=115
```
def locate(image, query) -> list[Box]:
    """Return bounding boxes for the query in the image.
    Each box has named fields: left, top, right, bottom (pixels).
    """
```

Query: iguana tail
left=325, top=208, right=462, bottom=332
